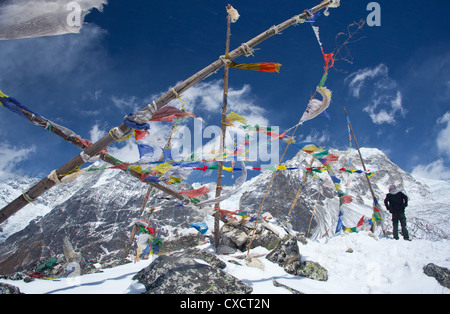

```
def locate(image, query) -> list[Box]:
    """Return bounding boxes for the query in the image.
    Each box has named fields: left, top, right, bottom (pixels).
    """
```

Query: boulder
left=133, top=248, right=252, bottom=294
left=284, top=260, right=328, bottom=281
left=266, top=237, right=300, bottom=267
left=423, top=263, right=450, bottom=289
left=266, top=236, right=328, bottom=281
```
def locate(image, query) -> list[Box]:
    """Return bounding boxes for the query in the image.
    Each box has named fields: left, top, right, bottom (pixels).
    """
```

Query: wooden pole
left=0, top=0, right=338, bottom=225
left=344, top=106, right=386, bottom=234
left=344, top=107, right=376, bottom=201
left=213, top=5, right=232, bottom=251
left=122, top=185, right=153, bottom=258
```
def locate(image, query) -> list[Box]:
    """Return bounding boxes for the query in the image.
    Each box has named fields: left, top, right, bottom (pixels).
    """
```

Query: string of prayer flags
left=228, top=62, right=282, bottom=73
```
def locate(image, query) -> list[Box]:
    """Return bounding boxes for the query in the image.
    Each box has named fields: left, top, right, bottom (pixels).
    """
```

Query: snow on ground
left=2, top=232, right=449, bottom=294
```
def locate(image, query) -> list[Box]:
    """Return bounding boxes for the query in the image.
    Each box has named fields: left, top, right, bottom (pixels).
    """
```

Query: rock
left=266, top=237, right=328, bottom=281
left=266, top=237, right=300, bottom=267
left=272, top=279, right=304, bottom=294
left=423, top=263, right=450, bottom=289
left=216, top=244, right=237, bottom=255
left=159, top=233, right=206, bottom=254
left=133, top=248, right=252, bottom=294
left=219, top=220, right=281, bottom=252
left=246, top=257, right=265, bottom=270
left=0, top=283, right=23, bottom=294
left=284, top=260, right=328, bottom=281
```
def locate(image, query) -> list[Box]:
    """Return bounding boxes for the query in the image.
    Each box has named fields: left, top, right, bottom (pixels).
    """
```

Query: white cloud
left=0, top=142, right=36, bottom=180
left=411, top=111, right=450, bottom=180
left=110, top=95, right=140, bottom=111
left=89, top=124, right=104, bottom=143
left=437, top=111, right=450, bottom=157
left=0, top=24, right=108, bottom=91
left=345, top=64, right=388, bottom=98
left=412, top=159, right=450, bottom=180
left=173, top=80, right=269, bottom=127
left=346, top=64, right=407, bottom=125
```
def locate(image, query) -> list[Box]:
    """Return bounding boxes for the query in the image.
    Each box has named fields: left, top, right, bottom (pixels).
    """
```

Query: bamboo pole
left=122, top=185, right=153, bottom=258
left=10, top=104, right=184, bottom=200
left=344, top=106, right=385, bottom=234
left=213, top=5, right=232, bottom=251
left=0, top=0, right=339, bottom=225
left=344, top=107, right=376, bottom=201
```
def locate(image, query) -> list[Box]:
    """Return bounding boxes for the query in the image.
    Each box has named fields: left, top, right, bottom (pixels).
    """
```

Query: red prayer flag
left=179, top=186, right=211, bottom=198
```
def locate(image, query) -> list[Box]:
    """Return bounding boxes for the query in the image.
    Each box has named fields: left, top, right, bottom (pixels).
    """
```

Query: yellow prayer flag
left=226, top=112, right=248, bottom=125
left=0, top=90, right=8, bottom=98
left=152, top=162, right=172, bottom=174
left=222, top=166, right=234, bottom=172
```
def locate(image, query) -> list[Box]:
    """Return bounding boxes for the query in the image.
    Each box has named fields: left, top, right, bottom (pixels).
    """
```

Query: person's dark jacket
left=384, top=191, right=408, bottom=215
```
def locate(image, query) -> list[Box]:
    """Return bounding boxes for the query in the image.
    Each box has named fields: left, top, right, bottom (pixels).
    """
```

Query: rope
left=22, top=191, right=35, bottom=204
left=171, top=88, right=187, bottom=104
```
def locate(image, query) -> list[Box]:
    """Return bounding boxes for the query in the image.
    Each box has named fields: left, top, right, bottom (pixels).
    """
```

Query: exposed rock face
left=133, top=248, right=252, bottom=294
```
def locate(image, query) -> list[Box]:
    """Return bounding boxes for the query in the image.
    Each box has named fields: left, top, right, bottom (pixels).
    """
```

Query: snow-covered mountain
left=0, top=147, right=449, bottom=276
left=235, top=147, right=449, bottom=241
left=0, top=165, right=206, bottom=274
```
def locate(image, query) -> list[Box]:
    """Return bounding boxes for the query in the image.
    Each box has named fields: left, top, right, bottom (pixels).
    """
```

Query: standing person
left=384, top=185, right=410, bottom=241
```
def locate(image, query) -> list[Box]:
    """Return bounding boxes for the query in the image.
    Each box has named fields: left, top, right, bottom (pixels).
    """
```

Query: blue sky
left=1, top=0, right=450, bottom=186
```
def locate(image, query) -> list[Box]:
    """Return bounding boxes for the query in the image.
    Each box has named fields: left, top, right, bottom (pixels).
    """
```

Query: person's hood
left=388, top=185, right=401, bottom=195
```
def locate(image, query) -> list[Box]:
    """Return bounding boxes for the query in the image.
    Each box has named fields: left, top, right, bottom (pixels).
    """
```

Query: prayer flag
left=138, top=144, right=154, bottom=158
left=179, top=186, right=211, bottom=198
left=229, top=62, right=281, bottom=73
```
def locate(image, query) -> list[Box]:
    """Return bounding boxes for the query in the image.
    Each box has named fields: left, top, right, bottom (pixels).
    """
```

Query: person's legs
left=399, top=215, right=410, bottom=240
left=392, top=215, right=399, bottom=240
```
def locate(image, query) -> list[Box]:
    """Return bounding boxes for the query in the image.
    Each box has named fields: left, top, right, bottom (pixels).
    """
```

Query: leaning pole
left=0, top=0, right=341, bottom=225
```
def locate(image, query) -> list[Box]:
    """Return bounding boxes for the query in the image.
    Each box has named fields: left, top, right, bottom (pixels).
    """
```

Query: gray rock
left=423, top=263, right=450, bottom=289
left=133, top=248, right=252, bottom=294
left=0, top=283, right=23, bottom=294
left=266, top=237, right=328, bottom=281
left=266, top=237, right=300, bottom=267
left=284, top=260, right=328, bottom=281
